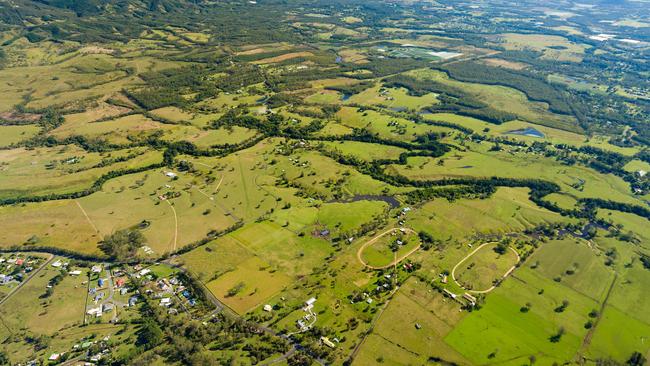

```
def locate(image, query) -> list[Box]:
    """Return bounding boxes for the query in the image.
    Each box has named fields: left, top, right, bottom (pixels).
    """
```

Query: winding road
left=451, top=242, right=520, bottom=294
left=357, top=228, right=418, bottom=270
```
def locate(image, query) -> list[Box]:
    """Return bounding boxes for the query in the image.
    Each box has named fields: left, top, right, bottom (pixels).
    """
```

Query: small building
left=415, top=323, right=422, bottom=330
left=91, top=265, right=102, bottom=273
left=305, top=297, right=316, bottom=307
left=320, top=337, right=336, bottom=349
left=441, top=275, right=448, bottom=284
left=48, top=353, right=61, bottom=361
left=86, top=307, right=102, bottom=317
left=443, top=289, right=457, bottom=299
left=165, top=171, right=177, bottom=178
left=51, top=260, right=62, bottom=268
left=128, top=296, right=138, bottom=307
left=102, top=303, right=114, bottom=313
left=139, top=268, right=151, bottom=276
left=15, top=258, right=24, bottom=266
left=69, top=270, right=82, bottom=276
left=98, top=278, right=105, bottom=287
left=115, top=278, right=126, bottom=287
left=263, top=304, right=273, bottom=312
left=160, top=298, right=172, bottom=307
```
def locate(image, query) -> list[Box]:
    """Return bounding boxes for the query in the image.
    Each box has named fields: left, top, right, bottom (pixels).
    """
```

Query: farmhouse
left=320, top=337, right=336, bottom=348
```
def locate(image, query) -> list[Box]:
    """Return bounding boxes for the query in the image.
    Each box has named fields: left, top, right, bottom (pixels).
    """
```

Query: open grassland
left=446, top=265, right=599, bottom=365
left=0, top=146, right=162, bottom=199
left=347, top=84, right=439, bottom=111
left=391, top=141, right=642, bottom=205
left=360, top=229, right=420, bottom=268
left=0, top=200, right=100, bottom=252
left=320, top=141, right=407, bottom=162
left=50, top=114, right=174, bottom=144
left=160, top=125, right=258, bottom=148
left=205, top=256, right=293, bottom=314
left=0, top=124, right=41, bottom=147
left=406, top=69, right=580, bottom=132
left=355, top=278, right=469, bottom=365
left=406, top=188, right=572, bottom=240
left=336, top=106, right=456, bottom=142
left=496, top=33, right=590, bottom=62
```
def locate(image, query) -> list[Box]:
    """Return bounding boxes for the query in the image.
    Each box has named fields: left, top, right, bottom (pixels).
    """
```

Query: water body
left=341, top=93, right=351, bottom=101
left=389, top=106, right=407, bottom=112
left=505, top=127, right=545, bottom=138
left=335, top=56, right=343, bottom=63
left=327, top=194, right=400, bottom=209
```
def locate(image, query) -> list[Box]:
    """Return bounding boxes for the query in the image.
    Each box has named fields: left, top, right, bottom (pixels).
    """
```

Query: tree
left=0, top=351, right=9, bottom=365
left=100, top=229, right=146, bottom=260
left=137, top=320, right=164, bottom=350
left=627, top=352, right=646, bottom=366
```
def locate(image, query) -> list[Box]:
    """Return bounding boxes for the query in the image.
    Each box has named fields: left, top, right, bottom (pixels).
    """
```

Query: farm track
left=576, top=273, right=618, bottom=363
left=357, top=228, right=418, bottom=269
left=166, top=200, right=178, bottom=252
left=76, top=199, right=100, bottom=234
left=451, top=242, right=520, bottom=294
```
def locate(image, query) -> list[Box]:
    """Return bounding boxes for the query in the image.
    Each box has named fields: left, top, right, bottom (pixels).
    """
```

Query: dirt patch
left=481, top=58, right=529, bottom=70
left=252, top=51, right=314, bottom=64
left=0, top=112, right=41, bottom=124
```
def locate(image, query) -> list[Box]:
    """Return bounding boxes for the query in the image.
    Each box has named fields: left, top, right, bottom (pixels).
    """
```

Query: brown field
left=481, top=58, right=529, bottom=70
left=253, top=51, right=314, bottom=64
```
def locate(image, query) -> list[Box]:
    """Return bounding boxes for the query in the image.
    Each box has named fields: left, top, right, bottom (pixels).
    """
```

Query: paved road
left=0, top=253, right=54, bottom=307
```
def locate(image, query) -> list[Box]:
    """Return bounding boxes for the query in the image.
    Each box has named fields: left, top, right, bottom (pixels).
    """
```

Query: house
left=320, top=337, right=336, bottom=348
left=15, top=258, right=24, bottom=266
left=115, top=278, right=126, bottom=287
left=69, top=270, right=82, bottom=276
left=305, top=297, right=316, bottom=307
left=139, top=268, right=151, bottom=276
left=160, top=298, right=172, bottom=307
left=102, top=303, right=114, bottom=313
left=91, top=265, right=102, bottom=273
left=48, top=353, right=61, bottom=361
left=128, top=296, right=138, bottom=307
left=51, top=260, right=62, bottom=268
left=263, top=304, right=273, bottom=312
left=165, top=171, right=177, bottom=178
left=86, top=307, right=102, bottom=317
left=98, top=278, right=105, bottom=287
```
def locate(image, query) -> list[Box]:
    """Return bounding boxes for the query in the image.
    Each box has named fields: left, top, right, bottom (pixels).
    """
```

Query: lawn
left=360, top=229, right=420, bottom=268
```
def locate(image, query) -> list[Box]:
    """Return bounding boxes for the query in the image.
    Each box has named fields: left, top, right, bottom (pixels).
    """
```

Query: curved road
left=451, top=242, right=520, bottom=294
left=357, top=228, right=418, bottom=270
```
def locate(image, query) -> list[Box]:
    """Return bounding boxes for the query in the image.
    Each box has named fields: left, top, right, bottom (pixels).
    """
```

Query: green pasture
left=0, top=125, right=41, bottom=147
left=454, top=242, right=519, bottom=291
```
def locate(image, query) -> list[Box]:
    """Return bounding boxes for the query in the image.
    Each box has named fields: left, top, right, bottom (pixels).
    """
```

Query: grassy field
left=360, top=229, right=420, bottom=268
left=390, top=141, right=642, bottom=205
left=0, top=146, right=162, bottom=199
left=407, top=69, right=580, bottom=132
left=0, top=124, right=41, bottom=147
left=406, top=187, right=573, bottom=241
left=354, top=278, right=469, bottom=365
left=496, top=33, right=590, bottom=62
left=446, top=264, right=599, bottom=365
left=205, top=255, right=293, bottom=314
left=454, top=242, right=519, bottom=291
left=50, top=114, right=173, bottom=144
